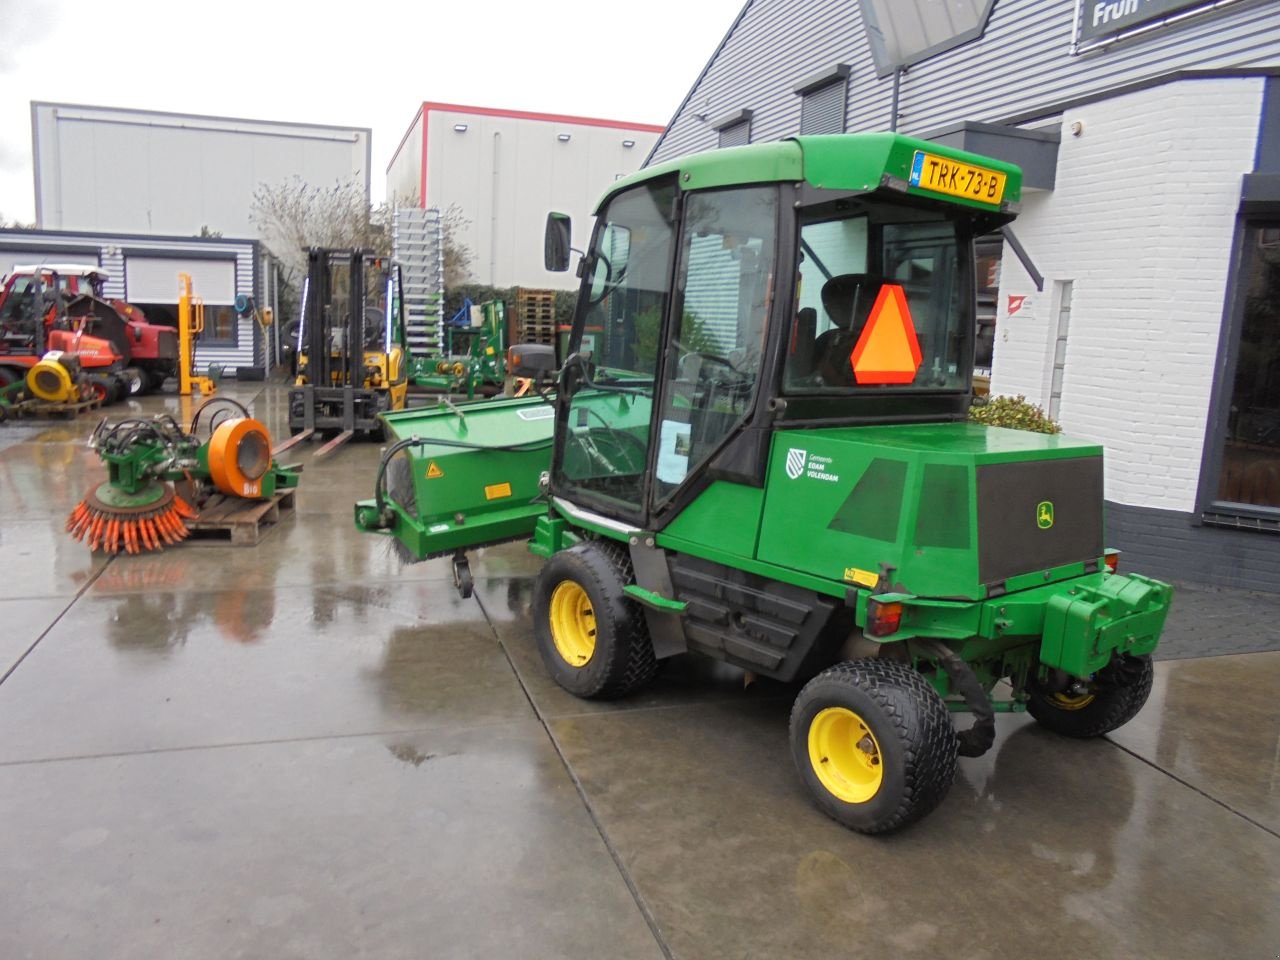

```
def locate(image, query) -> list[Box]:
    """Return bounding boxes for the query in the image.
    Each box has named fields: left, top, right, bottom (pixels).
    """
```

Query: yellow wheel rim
left=549, top=580, right=596, bottom=668
left=1050, top=690, right=1096, bottom=711
left=808, top=706, right=884, bottom=804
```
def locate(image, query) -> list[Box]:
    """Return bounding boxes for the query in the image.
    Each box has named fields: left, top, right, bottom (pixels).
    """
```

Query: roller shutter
left=799, top=81, right=846, bottom=135
left=124, top=257, right=235, bottom=304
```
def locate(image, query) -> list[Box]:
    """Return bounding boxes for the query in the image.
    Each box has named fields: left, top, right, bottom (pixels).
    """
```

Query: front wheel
left=1028, top=654, right=1154, bottom=738
left=531, top=541, right=657, bottom=700
left=790, top=659, right=958, bottom=834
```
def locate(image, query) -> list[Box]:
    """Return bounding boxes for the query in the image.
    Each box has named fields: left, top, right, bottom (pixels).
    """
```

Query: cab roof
left=597, top=132, right=1023, bottom=216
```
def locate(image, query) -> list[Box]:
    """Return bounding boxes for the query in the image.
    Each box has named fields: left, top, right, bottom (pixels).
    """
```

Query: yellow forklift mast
left=279, top=248, right=408, bottom=460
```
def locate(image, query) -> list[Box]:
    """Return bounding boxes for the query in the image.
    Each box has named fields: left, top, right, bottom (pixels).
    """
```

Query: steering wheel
left=565, top=421, right=647, bottom=479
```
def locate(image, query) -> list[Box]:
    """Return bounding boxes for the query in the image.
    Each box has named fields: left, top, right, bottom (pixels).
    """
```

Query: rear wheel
left=532, top=541, right=657, bottom=699
left=120, top=368, right=146, bottom=397
left=1028, top=654, right=1154, bottom=738
left=87, top=375, right=118, bottom=404
left=790, top=659, right=958, bottom=834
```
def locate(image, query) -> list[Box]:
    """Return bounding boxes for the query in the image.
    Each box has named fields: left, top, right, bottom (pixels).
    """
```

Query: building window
left=205, top=306, right=238, bottom=344
left=795, top=64, right=850, bottom=136
left=1211, top=222, right=1280, bottom=513
left=1047, top=280, right=1073, bottom=420
left=712, top=108, right=753, bottom=149
left=800, top=81, right=847, bottom=135
left=718, top=121, right=750, bottom=149
left=858, top=0, right=996, bottom=77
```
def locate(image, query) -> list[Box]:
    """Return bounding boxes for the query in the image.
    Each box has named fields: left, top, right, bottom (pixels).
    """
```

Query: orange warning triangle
left=849, top=284, right=922, bottom=385
left=426, top=461, right=444, bottom=479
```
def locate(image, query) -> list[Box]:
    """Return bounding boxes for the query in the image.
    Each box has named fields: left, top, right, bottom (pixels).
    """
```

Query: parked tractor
left=355, top=133, right=1173, bottom=833
left=0, top=265, right=179, bottom=400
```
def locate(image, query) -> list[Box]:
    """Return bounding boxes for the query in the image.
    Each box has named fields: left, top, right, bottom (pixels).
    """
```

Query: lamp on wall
left=453, top=123, right=468, bottom=133
left=622, top=139, right=636, bottom=148
left=557, top=133, right=571, bottom=142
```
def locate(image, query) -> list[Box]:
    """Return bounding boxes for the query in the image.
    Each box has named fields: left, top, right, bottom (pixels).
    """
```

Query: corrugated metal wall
left=651, top=0, right=1280, bottom=163
left=0, top=229, right=259, bottom=374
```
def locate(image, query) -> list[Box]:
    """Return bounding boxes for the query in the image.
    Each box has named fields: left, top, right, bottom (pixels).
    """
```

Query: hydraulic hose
left=916, top=639, right=996, bottom=758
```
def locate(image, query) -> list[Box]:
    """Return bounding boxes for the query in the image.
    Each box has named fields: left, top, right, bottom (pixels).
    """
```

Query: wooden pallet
left=184, top=488, right=296, bottom=546
left=4, top=395, right=103, bottom=420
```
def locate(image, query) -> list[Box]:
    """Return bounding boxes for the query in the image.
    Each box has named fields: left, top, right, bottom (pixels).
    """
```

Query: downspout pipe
left=890, top=67, right=902, bottom=132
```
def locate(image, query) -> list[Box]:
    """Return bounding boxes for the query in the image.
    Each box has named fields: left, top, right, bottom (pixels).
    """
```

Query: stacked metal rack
left=392, top=207, right=445, bottom=357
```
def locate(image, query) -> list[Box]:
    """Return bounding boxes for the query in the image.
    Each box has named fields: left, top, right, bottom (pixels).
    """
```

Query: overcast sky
left=0, top=0, right=743, bottom=224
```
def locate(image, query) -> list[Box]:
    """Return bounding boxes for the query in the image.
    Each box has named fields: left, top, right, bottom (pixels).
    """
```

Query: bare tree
left=250, top=175, right=390, bottom=286
left=440, top=203, right=474, bottom=289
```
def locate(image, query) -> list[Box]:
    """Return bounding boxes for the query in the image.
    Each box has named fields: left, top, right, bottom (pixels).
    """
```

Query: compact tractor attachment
left=69, top=398, right=298, bottom=554
left=355, top=133, right=1174, bottom=834
left=0, top=350, right=102, bottom=421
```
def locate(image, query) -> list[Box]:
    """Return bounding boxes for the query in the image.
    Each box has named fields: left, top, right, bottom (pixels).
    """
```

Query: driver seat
left=815, top=274, right=883, bottom=385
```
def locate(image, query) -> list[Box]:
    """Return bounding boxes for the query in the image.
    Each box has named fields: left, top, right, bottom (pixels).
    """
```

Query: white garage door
left=125, top=257, right=235, bottom=305
left=1, top=249, right=99, bottom=278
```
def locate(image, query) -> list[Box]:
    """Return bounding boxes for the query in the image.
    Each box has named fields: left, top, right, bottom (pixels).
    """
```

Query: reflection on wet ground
left=1, top=384, right=1278, bottom=959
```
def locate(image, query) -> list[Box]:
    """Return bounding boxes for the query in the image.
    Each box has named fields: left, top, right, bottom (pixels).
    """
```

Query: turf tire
left=790, top=659, right=958, bottom=834
left=532, top=540, right=657, bottom=700
left=1027, top=654, right=1154, bottom=738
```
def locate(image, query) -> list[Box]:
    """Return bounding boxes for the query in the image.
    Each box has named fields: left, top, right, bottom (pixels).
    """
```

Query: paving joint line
left=1105, top=736, right=1280, bottom=842
left=0, top=556, right=115, bottom=688
left=475, top=589, right=676, bottom=960
left=0, top=719, right=526, bottom=769
left=543, top=693, right=791, bottom=723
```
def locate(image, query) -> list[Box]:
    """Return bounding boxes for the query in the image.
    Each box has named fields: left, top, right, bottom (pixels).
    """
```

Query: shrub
left=969, top=394, right=1062, bottom=434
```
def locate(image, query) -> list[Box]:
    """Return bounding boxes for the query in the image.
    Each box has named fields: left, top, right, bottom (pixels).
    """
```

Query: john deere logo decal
left=1036, top=501, right=1054, bottom=529
left=785, top=448, right=807, bottom=480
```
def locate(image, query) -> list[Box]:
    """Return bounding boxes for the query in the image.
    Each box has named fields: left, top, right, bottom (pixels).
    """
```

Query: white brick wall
left=991, top=77, right=1264, bottom=512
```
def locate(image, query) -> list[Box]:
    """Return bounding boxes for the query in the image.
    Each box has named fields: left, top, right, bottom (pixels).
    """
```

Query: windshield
left=784, top=205, right=969, bottom=393
left=575, top=181, right=677, bottom=387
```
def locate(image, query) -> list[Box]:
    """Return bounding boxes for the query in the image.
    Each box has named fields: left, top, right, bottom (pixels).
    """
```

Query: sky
left=0, top=0, right=744, bottom=224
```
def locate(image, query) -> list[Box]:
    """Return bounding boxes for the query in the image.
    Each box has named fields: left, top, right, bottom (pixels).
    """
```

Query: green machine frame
left=356, top=133, right=1173, bottom=834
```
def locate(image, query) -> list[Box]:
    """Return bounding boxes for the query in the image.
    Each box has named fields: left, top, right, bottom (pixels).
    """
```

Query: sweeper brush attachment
left=66, top=482, right=197, bottom=555
left=67, top=398, right=298, bottom=555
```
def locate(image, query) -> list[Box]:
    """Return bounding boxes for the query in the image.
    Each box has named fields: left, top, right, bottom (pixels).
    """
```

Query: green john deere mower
left=355, top=133, right=1173, bottom=834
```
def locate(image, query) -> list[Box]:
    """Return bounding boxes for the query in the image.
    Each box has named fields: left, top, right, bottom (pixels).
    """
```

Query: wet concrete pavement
left=1, top=384, right=1278, bottom=959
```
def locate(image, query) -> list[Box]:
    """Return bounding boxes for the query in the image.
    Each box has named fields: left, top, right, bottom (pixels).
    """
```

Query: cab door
left=551, top=179, right=679, bottom=525
left=650, top=185, right=778, bottom=507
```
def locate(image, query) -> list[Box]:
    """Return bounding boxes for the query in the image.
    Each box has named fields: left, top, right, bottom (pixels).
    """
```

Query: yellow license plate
left=909, top=151, right=1006, bottom=205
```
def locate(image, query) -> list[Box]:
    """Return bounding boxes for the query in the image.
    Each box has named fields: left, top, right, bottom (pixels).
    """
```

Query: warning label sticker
left=426, top=461, right=445, bottom=479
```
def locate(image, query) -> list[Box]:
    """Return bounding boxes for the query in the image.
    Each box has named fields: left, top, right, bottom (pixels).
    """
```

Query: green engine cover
left=753, top=422, right=1107, bottom=600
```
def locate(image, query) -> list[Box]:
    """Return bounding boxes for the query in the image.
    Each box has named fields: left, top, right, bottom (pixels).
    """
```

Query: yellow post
left=178, top=273, right=217, bottom=397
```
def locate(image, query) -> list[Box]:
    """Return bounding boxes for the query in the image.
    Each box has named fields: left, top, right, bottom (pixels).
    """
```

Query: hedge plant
left=968, top=394, right=1062, bottom=434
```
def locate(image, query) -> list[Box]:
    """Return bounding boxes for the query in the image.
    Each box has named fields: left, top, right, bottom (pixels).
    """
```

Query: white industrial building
left=15, top=102, right=372, bottom=377
left=31, top=102, right=371, bottom=240
left=649, top=0, right=1280, bottom=592
left=386, top=102, right=663, bottom=289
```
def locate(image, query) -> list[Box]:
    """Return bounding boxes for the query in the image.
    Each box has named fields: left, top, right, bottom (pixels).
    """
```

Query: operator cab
left=546, top=137, right=1015, bottom=530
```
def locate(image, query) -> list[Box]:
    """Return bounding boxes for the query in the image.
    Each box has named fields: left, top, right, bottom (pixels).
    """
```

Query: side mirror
left=544, top=212, right=571, bottom=272
left=508, top=342, right=556, bottom=380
